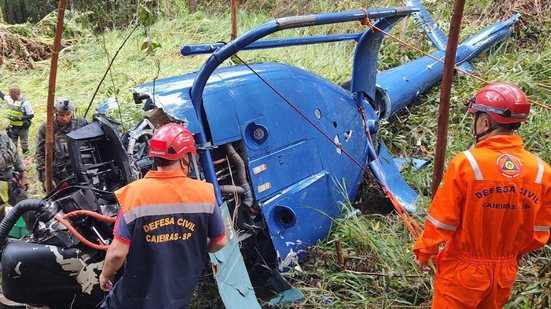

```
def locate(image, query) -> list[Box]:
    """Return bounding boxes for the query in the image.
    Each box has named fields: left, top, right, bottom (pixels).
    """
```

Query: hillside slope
left=0, top=0, right=549, bottom=307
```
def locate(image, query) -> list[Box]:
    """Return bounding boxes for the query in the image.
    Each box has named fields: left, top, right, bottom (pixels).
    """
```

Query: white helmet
left=54, top=98, right=74, bottom=113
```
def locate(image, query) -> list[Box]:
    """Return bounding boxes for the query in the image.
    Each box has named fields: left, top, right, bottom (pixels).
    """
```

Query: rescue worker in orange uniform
left=413, top=82, right=550, bottom=308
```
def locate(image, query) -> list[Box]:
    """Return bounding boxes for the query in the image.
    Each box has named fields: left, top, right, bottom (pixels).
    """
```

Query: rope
left=362, top=19, right=551, bottom=112
left=356, top=99, right=422, bottom=237
left=233, top=54, right=422, bottom=238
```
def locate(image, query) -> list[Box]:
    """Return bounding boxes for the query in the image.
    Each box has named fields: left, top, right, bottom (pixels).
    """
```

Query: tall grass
left=1, top=0, right=549, bottom=307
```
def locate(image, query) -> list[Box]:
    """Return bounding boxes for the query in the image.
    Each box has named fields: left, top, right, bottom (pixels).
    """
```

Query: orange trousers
left=431, top=253, right=517, bottom=309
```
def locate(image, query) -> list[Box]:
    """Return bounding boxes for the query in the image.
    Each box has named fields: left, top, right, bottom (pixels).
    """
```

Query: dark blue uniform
left=104, top=170, right=225, bottom=309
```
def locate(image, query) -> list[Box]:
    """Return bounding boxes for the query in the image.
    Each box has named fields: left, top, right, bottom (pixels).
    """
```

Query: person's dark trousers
left=7, top=126, right=29, bottom=154
left=100, top=290, right=189, bottom=309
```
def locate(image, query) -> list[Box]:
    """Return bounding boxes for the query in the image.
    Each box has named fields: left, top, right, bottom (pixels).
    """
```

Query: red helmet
left=148, top=123, right=196, bottom=160
left=467, top=82, right=531, bottom=124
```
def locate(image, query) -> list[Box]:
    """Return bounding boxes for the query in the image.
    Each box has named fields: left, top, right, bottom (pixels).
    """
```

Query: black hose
left=0, top=199, right=44, bottom=248
left=224, top=144, right=254, bottom=207
left=45, top=184, right=115, bottom=201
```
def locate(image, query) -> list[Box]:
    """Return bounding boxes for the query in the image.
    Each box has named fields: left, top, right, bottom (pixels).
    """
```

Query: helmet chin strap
left=473, top=112, right=500, bottom=142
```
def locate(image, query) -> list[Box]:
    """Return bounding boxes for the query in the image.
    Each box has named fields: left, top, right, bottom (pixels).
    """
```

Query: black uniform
left=0, top=132, right=26, bottom=217
left=35, top=117, right=88, bottom=185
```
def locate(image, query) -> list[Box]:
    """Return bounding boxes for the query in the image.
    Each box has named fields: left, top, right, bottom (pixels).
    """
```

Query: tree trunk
left=189, top=0, right=196, bottom=13
left=0, top=0, right=55, bottom=24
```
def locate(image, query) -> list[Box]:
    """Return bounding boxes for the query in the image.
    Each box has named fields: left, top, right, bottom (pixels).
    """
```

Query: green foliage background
left=0, top=0, right=549, bottom=307
left=0, top=0, right=56, bottom=24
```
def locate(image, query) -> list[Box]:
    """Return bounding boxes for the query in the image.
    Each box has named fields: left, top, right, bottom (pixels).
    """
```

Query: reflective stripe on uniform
left=427, top=213, right=457, bottom=231
left=464, top=150, right=483, bottom=180
left=535, top=157, right=544, bottom=184
left=123, top=202, right=215, bottom=224
left=6, top=101, right=25, bottom=127
left=534, top=226, right=549, bottom=232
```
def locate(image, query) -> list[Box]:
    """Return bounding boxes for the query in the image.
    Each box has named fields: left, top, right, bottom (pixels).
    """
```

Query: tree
left=0, top=0, right=56, bottom=24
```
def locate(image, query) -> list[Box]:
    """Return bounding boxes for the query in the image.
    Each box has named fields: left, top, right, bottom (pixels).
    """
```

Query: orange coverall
left=414, top=135, right=551, bottom=308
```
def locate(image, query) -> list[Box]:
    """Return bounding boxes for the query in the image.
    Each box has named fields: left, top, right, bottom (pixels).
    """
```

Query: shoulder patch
left=496, top=153, right=523, bottom=178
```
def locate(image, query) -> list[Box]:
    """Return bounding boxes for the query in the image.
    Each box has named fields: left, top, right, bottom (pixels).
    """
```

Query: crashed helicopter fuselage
left=0, top=3, right=519, bottom=308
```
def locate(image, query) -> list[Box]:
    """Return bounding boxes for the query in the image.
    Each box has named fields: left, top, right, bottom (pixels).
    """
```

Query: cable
left=84, top=23, right=139, bottom=118
left=54, top=215, right=109, bottom=251
left=233, top=54, right=422, bottom=237
left=63, top=210, right=117, bottom=223
left=356, top=99, right=422, bottom=237
left=45, top=184, right=115, bottom=201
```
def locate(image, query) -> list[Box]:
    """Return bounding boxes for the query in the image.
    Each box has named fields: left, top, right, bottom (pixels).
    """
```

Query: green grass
left=1, top=0, right=550, bottom=307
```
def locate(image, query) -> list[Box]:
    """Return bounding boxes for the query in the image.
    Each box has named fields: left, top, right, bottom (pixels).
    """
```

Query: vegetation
left=0, top=0, right=140, bottom=30
left=1, top=0, right=549, bottom=307
left=0, top=0, right=56, bottom=24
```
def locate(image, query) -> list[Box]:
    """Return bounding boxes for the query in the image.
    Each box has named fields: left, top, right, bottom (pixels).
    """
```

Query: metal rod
left=188, top=8, right=418, bottom=203
left=181, top=33, right=362, bottom=56
left=45, top=0, right=67, bottom=193
left=231, top=0, right=238, bottom=40
left=431, top=0, right=466, bottom=197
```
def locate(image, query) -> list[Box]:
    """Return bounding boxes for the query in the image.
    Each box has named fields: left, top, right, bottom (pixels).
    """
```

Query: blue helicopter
left=124, top=2, right=519, bottom=306
left=0, top=1, right=519, bottom=308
